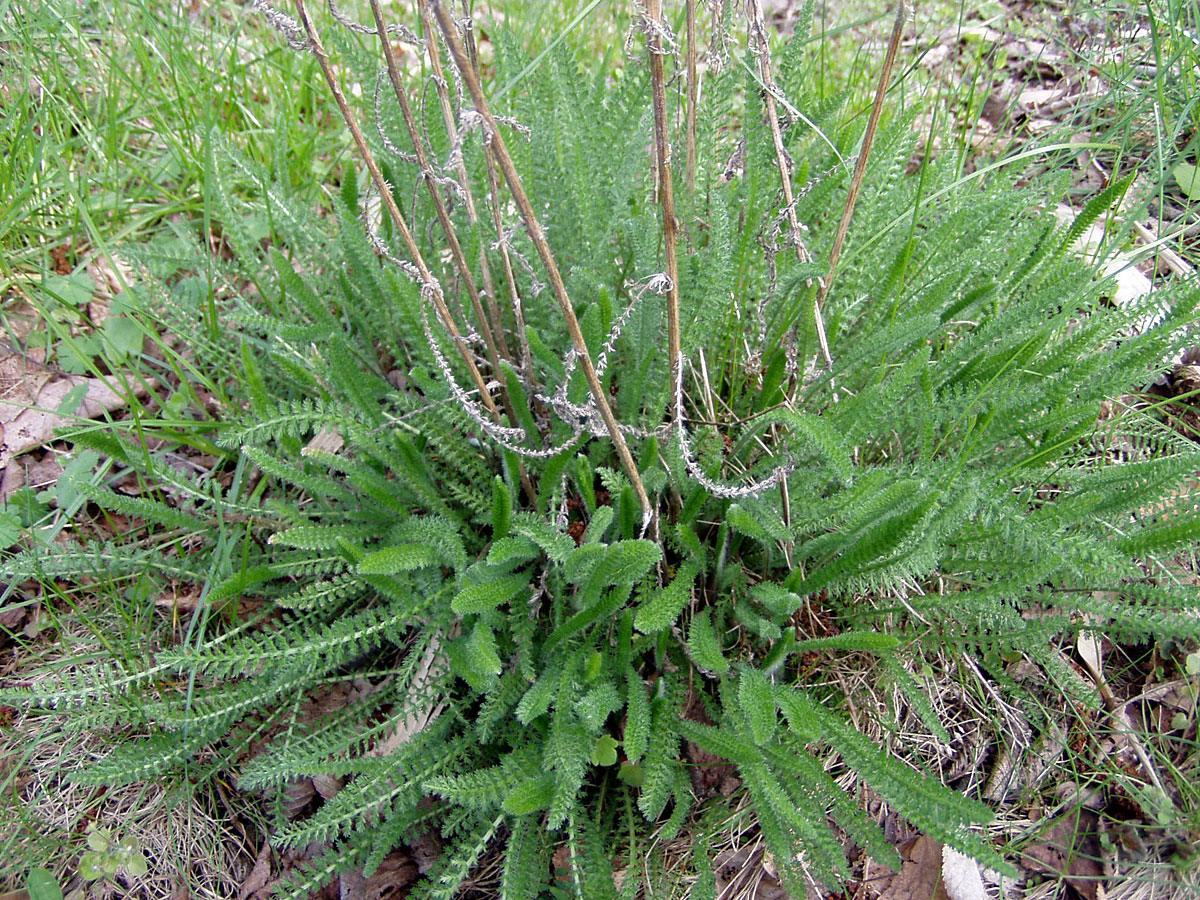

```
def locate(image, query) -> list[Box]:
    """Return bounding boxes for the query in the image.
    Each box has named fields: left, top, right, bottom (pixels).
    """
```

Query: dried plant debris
left=1148, top=346, right=1200, bottom=440
left=1020, top=808, right=1107, bottom=900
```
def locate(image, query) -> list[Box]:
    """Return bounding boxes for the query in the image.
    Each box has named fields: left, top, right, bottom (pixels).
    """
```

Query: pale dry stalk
left=415, top=0, right=512, bottom=362
left=746, top=0, right=834, bottom=374
left=367, top=0, right=507, bottom=385
left=369, top=0, right=536, bottom=501
left=429, top=0, right=654, bottom=524
left=291, top=0, right=500, bottom=420
left=815, top=0, right=909, bottom=312
left=645, top=0, right=683, bottom=412
left=684, top=0, right=699, bottom=196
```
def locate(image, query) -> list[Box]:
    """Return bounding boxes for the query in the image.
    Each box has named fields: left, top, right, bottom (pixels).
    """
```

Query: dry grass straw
left=0, top=626, right=253, bottom=898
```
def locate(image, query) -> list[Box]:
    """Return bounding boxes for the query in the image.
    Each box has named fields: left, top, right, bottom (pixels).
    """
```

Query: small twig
left=684, top=0, right=699, bottom=196
left=290, top=0, right=497, bottom=420
left=430, top=0, right=654, bottom=526
left=816, top=0, right=908, bottom=313
left=745, top=0, right=827, bottom=526
left=746, top=0, right=833, bottom=374
left=447, top=1, right=537, bottom=388
left=406, top=0, right=536, bottom=503
left=417, top=0, right=512, bottom=362
left=645, top=0, right=683, bottom=421
left=483, top=149, right=536, bottom=387
left=367, top=0, right=507, bottom=387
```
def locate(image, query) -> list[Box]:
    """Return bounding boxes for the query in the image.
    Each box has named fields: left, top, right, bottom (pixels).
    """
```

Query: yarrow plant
left=4, top=0, right=1199, bottom=896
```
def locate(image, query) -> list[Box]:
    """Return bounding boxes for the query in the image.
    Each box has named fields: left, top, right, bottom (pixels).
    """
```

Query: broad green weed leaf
left=1172, top=162, right=1200, bottom=200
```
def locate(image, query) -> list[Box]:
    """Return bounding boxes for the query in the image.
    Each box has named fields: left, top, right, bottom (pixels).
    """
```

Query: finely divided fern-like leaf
left=792, top=632, right=901, bottom=653
left=687, top=609, right=730, bottom=674
left=624, top=668, right=651, bottom=764
left=634, top=561, right=699, bottom=633
left=737, top=667, right=778, bottom=745
left=451, top=574, right=530, bottom=615
left=357, top=544, right=440, bottom=574
left=501, top=814, right=550, bottom=898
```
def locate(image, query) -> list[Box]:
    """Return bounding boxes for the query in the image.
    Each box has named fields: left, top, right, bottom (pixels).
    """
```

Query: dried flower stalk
left=644, top=0, right=683, bottom=416
left=290, top=0, right=499, bottom=421
left=429, top=0, right=653, bottom=525
left=816, top=0, right=909, bottom=312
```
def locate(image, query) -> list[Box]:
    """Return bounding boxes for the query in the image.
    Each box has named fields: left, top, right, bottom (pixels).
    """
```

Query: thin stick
left=684, top=0, right=698, bottom=196
left=291, top=0, right=498, bottom=419
left=645, top=0, right=682, bottom=418
left=483, top=150, right=536, bottom=386
left=430, top=0, right=654, bottom=525
left=416, top=0, right=512, bottom=362
left=442, top=1, right=536, bottom=387
left=370, top=0, right=537, bottom=504
left=744, top=0, right=817, bottom=524
left=815, top=0, right=908, bottom=313
left=367, top=0, right=506, bottom=381
left=746, top=0, right=833, bottom=372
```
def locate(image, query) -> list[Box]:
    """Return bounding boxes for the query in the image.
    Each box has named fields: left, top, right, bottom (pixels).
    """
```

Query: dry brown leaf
left=238, top=841, right=273, bottom=900
left=0, top=346, right=53, bottom=408
left=683, top=680, right=740, bottom=798
left=0, top=603, right=28, bottom=631
left=0, top=451, right=64, bottom=501
left=154, top=585, right=205, bottom=614
left=408, top=822, right=443, bottom=875
left=281, top=777, right=316, bottom=819
left=368, top=634, right=445, bottom=758
left=880, top=835, right=949, bottom=900
left=303, top=429, right=346, bottom=456
left=712, top=846, right=789, bottom=900
left=86, top=252, right=134, bottom=304
left=1018, top=86, right=1069, bottom=108
left=1021, top=809, right=1106, bottom=900
left=339, top=868, right=366, bottom=900
left=312, top=773, right=344, bottom=800
left=1077, top=628, right=1105, bottom=686
left=1, top=372, right=145, bottom=469
left=360, top=852, right=418, bottom=900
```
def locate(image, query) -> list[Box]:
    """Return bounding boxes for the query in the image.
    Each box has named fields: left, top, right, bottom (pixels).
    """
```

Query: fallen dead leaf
left=1020, top=808, right=1106, bottom=900
left=0, top=451, right=65, bottom=501
left=408, top=820, right=443, bottom=875
left=712, top=845, right=789, bottom=900
left=281, top=777, right=315, bottom=819
left=86, top=251, right=135, bottom=304
left=339, top=868, right=366, bottom=900
left=0, top=603, right=29, bottom=632
left=1, top=370, right=147, bottom=469
left=367, top=634, right=445, bottom=758
left=360, top=851, right=418, bottom=900
left=880, top=835, right=949, bottom=900
left=302, top=429, right=346, bottom=456
left=941, top=846, right=986, bottom=900
left=238, top=841, right=272, bottom=900
left=312, top=772, right=344, bottom=800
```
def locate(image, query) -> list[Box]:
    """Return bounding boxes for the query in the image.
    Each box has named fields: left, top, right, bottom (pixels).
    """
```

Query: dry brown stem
left=416, top=0, right=512, bottom=362
left=291, top=0, right=498, bottom=420
left=429, top=0, right=653, bottom=525
left=684, top=0, right=699, bottom=196
left=746, top=0, right=834, bottom=373
left=645, top=0, right=683, bottom=416
left=816, top=0, right=909, bottom=313
left=367, top=0, right=506, bottom=384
